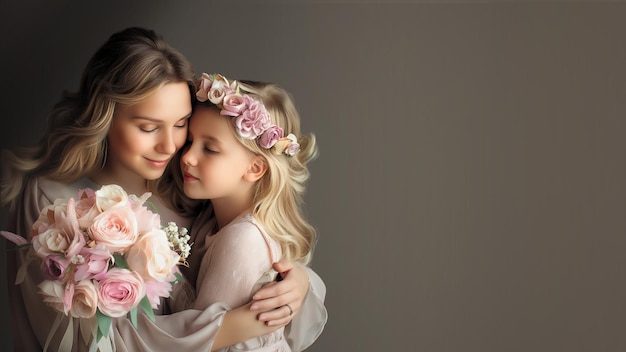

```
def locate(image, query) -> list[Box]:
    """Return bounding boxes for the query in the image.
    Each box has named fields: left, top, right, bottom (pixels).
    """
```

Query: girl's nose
left=181, top=149, right=196, bottom=167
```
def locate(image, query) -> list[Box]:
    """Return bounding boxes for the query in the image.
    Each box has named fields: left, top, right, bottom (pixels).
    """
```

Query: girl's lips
left=182, top=171, right=198, bottom=182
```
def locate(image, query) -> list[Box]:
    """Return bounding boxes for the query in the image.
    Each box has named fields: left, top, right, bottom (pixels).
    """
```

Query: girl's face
left=107, top=82, right=192, bottom=181
left=180, top=106, right=258, bottom=201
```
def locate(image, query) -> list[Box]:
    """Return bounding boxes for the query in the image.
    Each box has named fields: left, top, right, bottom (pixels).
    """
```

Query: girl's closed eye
left=204, top=146, right=218, bottom=154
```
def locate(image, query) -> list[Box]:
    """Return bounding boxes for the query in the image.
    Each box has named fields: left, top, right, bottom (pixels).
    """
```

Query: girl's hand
left=250, top=260, right=309, bottom=326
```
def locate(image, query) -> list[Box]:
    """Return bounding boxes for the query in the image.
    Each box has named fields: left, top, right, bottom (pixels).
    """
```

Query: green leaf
left=139, top=296, right=156, bottom=323
left=174, top=272, right=185, bottom=283
left=96, top=309, right=112, bottom=340
left=130, top=307, right=138, bottom=328
left=145, top=200, right=159, bottom=213
left=113, top=253, right=128, bottom=269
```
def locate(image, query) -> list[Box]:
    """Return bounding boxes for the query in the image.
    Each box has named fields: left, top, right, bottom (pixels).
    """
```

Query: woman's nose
left=156, top=131, right=177, bottom=155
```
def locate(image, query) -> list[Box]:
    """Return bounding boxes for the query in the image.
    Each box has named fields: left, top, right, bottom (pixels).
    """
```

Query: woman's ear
left=244, top=156, right=268, bottom=182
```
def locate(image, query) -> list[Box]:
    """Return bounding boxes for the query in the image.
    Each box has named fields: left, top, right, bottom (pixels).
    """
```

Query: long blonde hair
left=1, top=27, right=196, bottom=212
left=208, top=80, right=319, bottom=264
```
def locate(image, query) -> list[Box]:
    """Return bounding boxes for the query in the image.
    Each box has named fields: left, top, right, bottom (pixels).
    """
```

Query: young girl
left=1, top=28, right=325, bottom=351
left=178, top=73, right=321, bottom=351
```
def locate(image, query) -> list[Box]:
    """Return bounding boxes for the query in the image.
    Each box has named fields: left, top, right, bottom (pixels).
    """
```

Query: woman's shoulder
left=31, top=176, right=98, bottom=204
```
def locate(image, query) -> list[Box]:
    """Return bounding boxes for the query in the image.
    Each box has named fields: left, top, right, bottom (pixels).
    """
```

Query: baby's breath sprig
left=162, top=222, right=193, bottom=267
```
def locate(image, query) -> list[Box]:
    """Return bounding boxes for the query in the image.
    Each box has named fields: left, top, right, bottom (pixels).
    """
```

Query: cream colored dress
left=5, top=176, right=327, bottom=351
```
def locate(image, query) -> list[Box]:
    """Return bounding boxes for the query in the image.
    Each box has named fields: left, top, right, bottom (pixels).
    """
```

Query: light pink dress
left=191, top=212, right=289, bottom=351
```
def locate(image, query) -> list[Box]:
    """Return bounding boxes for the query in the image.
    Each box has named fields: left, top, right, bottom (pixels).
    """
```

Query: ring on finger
left=285, top=304, right=293, bottom=316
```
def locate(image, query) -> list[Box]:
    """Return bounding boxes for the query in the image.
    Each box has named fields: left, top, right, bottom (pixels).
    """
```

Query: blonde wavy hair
left=170, top=80, right=319, bottom=264
left=0, top=27, right=196, bottom=213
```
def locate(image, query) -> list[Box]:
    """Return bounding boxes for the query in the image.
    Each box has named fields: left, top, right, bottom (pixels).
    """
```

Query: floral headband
left=195, top=73, right=300, bottom=156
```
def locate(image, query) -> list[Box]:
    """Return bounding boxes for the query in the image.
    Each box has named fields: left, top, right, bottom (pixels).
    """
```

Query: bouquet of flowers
left=1, top=184, right=192, bottom=349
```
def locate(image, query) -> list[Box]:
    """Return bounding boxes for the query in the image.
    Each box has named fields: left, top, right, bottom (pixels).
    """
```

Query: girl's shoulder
left=217, top=212, right=281, bottom=261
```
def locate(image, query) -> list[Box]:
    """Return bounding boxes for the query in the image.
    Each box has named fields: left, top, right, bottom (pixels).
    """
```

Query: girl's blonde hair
left=203, top=80, right=319, bottom=264
left=1, top=27, right=196, bottom=212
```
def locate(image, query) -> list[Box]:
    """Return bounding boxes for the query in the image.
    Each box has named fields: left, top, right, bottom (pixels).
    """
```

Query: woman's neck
left=88, top=168, right=149, bottom=196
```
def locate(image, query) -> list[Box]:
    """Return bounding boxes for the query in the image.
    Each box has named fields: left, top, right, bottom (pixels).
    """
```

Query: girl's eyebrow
left=200, top=135, right=224, bottom=147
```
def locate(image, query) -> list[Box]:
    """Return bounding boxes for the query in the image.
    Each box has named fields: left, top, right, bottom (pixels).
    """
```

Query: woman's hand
left=250, top=260, right=309, bottom=326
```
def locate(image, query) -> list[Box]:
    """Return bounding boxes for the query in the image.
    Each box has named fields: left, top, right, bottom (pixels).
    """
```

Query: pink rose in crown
left=96, top=268, right=145, bottom=318
left=259, top=125, right=284, bottom=149
left=196, top=73, right=213, bottom=102
left=235, top=95, right=271, bottom=139
left=221, top=93, right=247, bottom=117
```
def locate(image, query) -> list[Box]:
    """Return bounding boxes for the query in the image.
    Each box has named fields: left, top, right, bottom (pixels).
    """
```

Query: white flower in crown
left=272, top=133, right=300, bottom=156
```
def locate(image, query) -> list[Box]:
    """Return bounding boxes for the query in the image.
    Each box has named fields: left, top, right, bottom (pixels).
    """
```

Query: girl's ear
left=244, top=156, right=268, bottom=182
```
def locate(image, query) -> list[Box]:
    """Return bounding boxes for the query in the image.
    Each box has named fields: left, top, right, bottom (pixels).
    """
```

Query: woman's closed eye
left=174, top=120, right=188, bottom=128
left=139, top=125, right=158, bottom=133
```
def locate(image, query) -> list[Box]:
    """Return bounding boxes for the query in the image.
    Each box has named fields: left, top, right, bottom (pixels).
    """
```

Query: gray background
left=1, top=1, right=625, bottom=351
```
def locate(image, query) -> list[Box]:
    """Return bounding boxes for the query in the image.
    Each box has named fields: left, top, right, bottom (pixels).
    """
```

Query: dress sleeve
left=284, top=266, right=328, bottom=351
left=194, top=220, right=276, bottom=310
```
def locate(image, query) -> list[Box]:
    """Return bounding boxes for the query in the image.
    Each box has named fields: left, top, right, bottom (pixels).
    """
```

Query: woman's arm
left=252, top=261, right=328, bottom=351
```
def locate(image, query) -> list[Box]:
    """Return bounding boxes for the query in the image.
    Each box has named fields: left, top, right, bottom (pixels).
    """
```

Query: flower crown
left=195, top=73, right=300, bottom=156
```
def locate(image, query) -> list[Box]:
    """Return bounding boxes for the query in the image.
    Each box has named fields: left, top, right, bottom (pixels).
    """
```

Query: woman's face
left=107, top=82, right=192, bottom=181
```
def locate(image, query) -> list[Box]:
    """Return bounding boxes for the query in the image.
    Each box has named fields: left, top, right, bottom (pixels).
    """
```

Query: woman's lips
left=145, top=157, right=169, bottom=168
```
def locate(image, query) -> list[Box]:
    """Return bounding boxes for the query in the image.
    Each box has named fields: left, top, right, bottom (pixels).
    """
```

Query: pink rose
left=42, top=255, right=70, bottom=281
left=70, top=280, right=98, bottom=318
left=96, top=268, right=145, bottom=317
left=221, top=93, right=247, bottom=117
left=126, top=229, right=180, bottom=282
left=74, top=243, right=111, bottom=281
left=235, top=95, right=271, bottom=139
left=89, top=206, right=138, bottom=253
left=259, top=125, right=284, bottom=149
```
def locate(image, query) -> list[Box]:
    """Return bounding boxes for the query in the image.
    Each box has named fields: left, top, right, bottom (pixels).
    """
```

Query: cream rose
left=126, top=229, right=180, bottom=282
left=96, top=184, right=130, bottom=212
left=89, top=206, right=138, bottom=253
left=70, top=280, right=98, bottom=318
